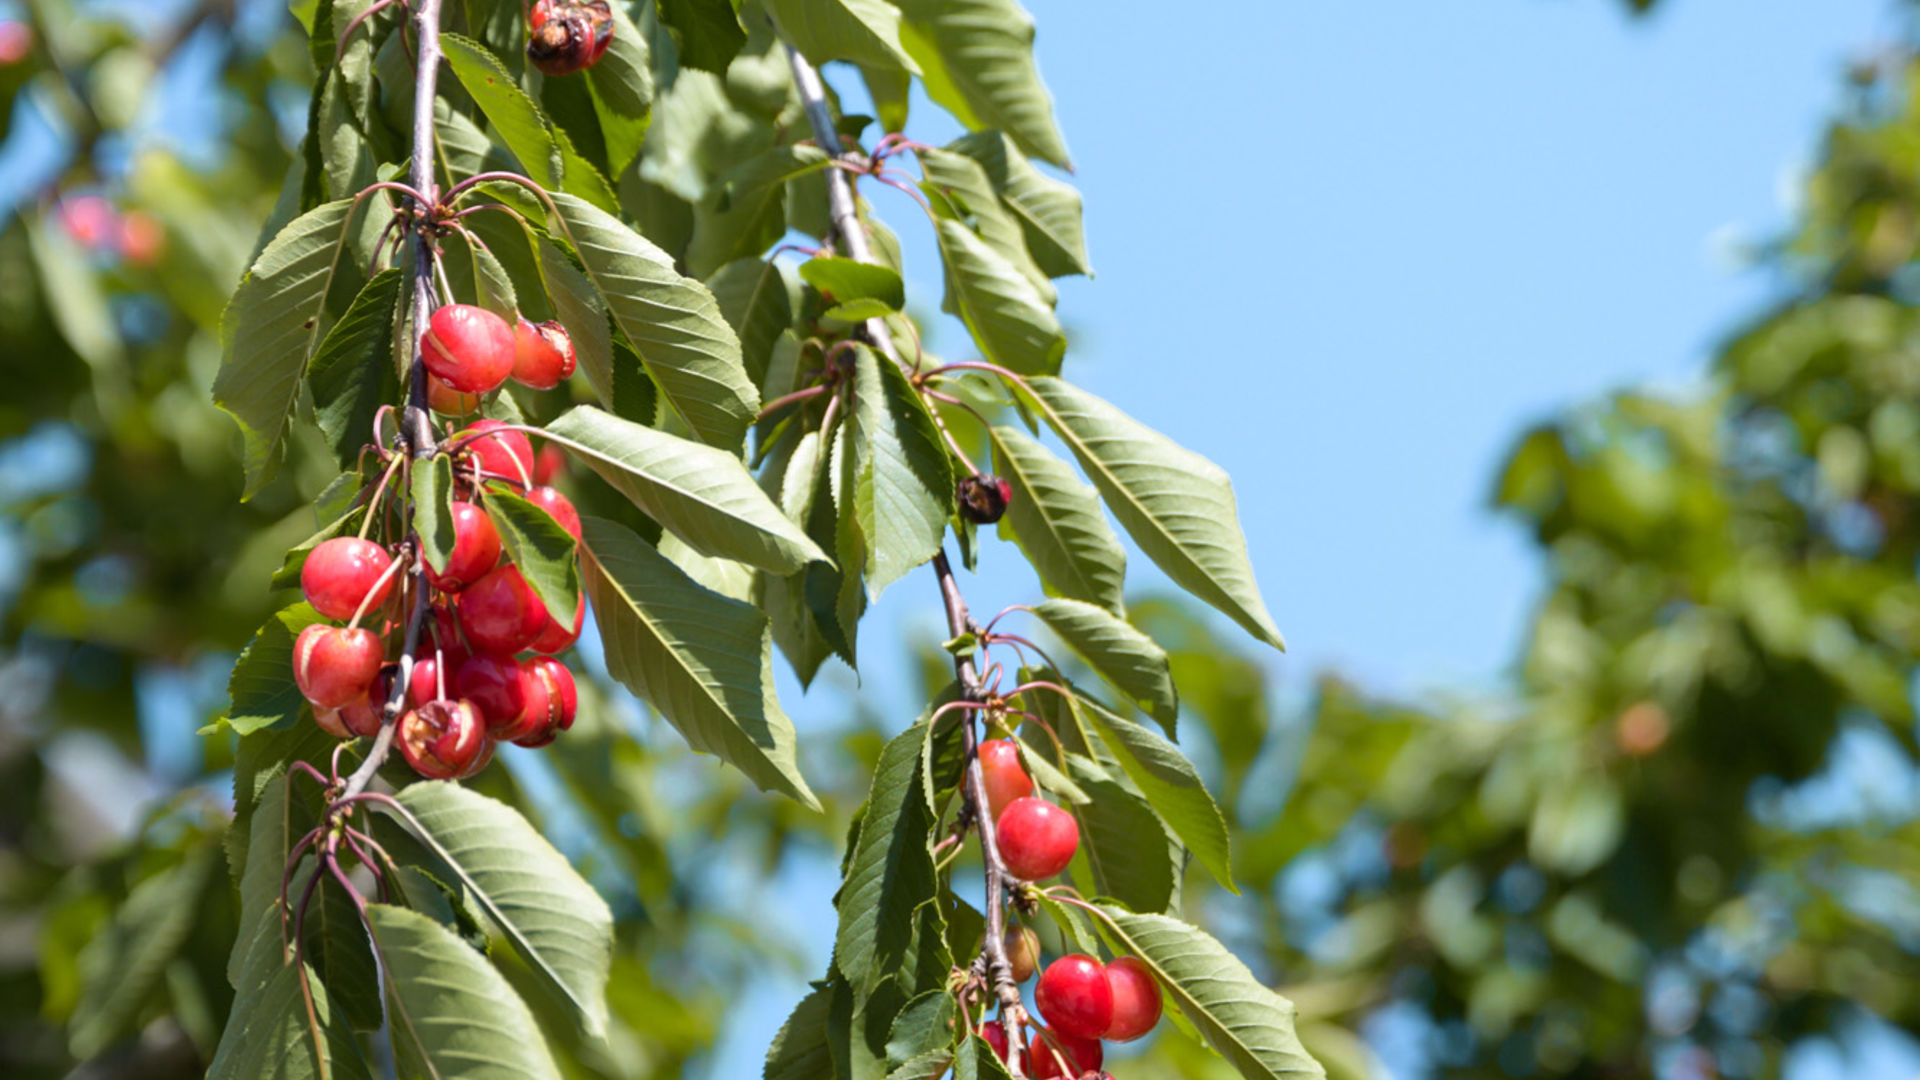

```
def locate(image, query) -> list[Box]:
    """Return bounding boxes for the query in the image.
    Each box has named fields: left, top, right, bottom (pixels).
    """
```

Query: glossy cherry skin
left=313, top=702, right=354, bottom=738
left=301, top=537, right=396, bottom=621
left=996, top=797, right=1080, bottom=881
left=1004, top=923, right=1041, bottom=983
left=1102, top=956, right=1163, bottom=1041
left=529, top=593, right=585, bottom=655
left=332, top=693, right=384, bottom=738
left=979, top=739, right=1034, bottom=821
left=513, top=658, right=577, bottom=747
left=525, top=485, right=582, bottom=540
left=512, top=317, right=577, bottom=389
left=458, top=419, right=535, bottom=488
left=980, top=1021, right=1010, bottom=1063
left=1035, top=955, right=1113, bottom=1041
left=293, top=625, right=385, bottom=708
left=533, top=444, right=566, bottom=486
left=397, top=699, right=488, bottom=779
left=1027, top=1027, right=1103, bottom=1079
left=454, top=653, right=537, bottom=737
left=426, top=374, right=481, bottom=416
left=427, top=604, right=471, bottom=670
left=424, top=500, right=502, bottom=592
left=422, top=304, right=515, bottom=394
left=456, top=564, right=548, bottom=654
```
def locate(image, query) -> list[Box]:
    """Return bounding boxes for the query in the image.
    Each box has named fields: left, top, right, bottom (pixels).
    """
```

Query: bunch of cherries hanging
left=976, top=739, right=1167, bottom=1078
left=291, top=302, right=584, bottom=780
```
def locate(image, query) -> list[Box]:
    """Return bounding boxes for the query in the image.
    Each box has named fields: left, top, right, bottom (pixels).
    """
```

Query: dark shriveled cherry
left=957, top=474, right=1014, bottom=524
left=526, top=0, right=612, bottom=77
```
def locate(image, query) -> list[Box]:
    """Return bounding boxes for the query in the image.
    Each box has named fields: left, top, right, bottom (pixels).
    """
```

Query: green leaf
left=585, top=0, right=653, bottom=176
left=441, top=33, right=619, bottom=212
left=1034, top=891, right=1101, bottom=956
left=768, top=0, right=919, bottom=73
left=917, top=147, right=1053, bottom=301
left=534, top=236, right=615, bottom=408
left=948, top=131, right=1089, bottom=278
left=215, top=199, right=357, bottom=498
left=26, top=212, right=123, bottom=377
left=226, top=603, right=328, bottom=736
left=710, top=258, right=798, bottom=388
left=70, top=841, right=220, bottom=1058
left=1023, top=376, right=1285, bottom=650
left=307, top=268, right=403, bottom=470
left=765, top=985, right=836, bottom=1080
left=548, top=192, right=760, bottom=448
left=688, top=144, right=832, bottom=278
left=850, top=346, right=953, bottom=597
left=1076, top=692, right=1234, bottom=890
left=467, top=230, right=520, bottom=324
left=482, top=486, right=582, bottom=625
left=657, top=0, right=747, bottom=71
left=1068, top=761, right=1175, bottom=913
left=1092, top=906, right=1325, bottom=1080
left=581, top=516, right=819, bottom=807
left=836, top=719, right=939, bottom=993
left=862, top=64, right=912, bottom=133
left=886, top=990, right=956, bottom=1067
left=896, top=0, right=1070, bottom=169
left=800, top=255, right=907, bottom=314
left=1031, top=599, right=1177, bottom=730
left=387, top=782, right=615, bottom=1037
left=366, top=904, right=566, bottom=1079
left=411, top=455, right=456, bottom=576
left=932, top=217, right=1065, bottom=376
left=990, top=424, right=1125, bottom=611
left=547, top=405, right=825, bottom=573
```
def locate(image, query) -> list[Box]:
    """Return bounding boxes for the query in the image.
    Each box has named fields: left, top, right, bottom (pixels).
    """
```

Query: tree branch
left=783, top=44, right=1030, bottom=1073
left=341, top=0, right=443, bottom=801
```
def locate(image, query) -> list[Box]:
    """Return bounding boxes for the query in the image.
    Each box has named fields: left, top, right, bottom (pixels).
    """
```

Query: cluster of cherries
left=976, top=740, right=1166, bottom=1077
left=291, top=304, right=585, bottom=779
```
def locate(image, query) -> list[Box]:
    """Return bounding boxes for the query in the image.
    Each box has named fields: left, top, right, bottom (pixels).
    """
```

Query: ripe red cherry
left=513, top=658, right=578, bottom=747
left=533, top=444, right=566, bottom=486
left=333, top=693, right=385, bottom=738
left=528, top=594, right=585, bottom=655
left=427, top=604, right=471, bottom=669
left=1035, top=955, right=1113, bottom=1041
left=293, top=624, right=385, bottom=708
left=979, top=739, right=1033, bottom=821
left=314, top=703, right=353, bottom=738
left=1102, top=956, right=1163, bottom=1041
left=527, top=0, right=612, bottom=76
left=372, top=659, right=439, bottom=714
left=454, top=653, right=537, bottom=737
left=1026, top=1028, right=1103, bottom=1079
left=512, top=317, right=577, bottom=389
left=422, top=304, right=515, bottom=393
left=459, top=738, right=496, bottom=779
left=301, top=537, right=397, bottom=621
left=980, top=1021, right=1010, bottom=1063
left=426, top=374, right=481, bottom=416
left=397, top=699, right=488, bottom=779
left=456, top=564, right=547, bottom=653
left=996, top=797, right=1079, bottom=881
left=424, top=500, right=502, bottom=592
left=458, top=419, right=535, bottom=488
left=525, top=485, right=582, bottom=540
left=1004, top=923, right=1041, bottom=983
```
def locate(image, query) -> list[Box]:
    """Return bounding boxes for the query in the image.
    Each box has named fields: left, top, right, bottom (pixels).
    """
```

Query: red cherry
left=119, top=211, right=164, bottom=265
left=996, top=797, right=1079, bottom=881
left=427, top=604, right=471, bottom=670
left=528, top=593, right=585, bottom=655
left=314, top=703, right=353, bottom=738
left=512, top=317, right=577, bottom=389
left=301, top=537, right=397, bottom=621
left=533, top=444, right=566, bottom=486
left=1026, top=1028, right=1103, bottom=1079
left=427, top=374, right=482, bottom=416
left=335, top=692, right=385, bottom=738
left=397, top=699, right=488, bottom=779
left=525, top=485, right=582, bottom=540
left=424, top=501, right=502, bottom=592
left=456, top=564, right=547, bottom=653
left=375, top=657, right=442, bottom=712
left=1035, top=955, right=1113, bottom=1041
left=458, top=419, right=535, bottom=488
left=1004, top=923, right=1041, bottom=983
left=513, top=657, right=577, bottom=747
left=458, top=737, right=496, bottom=779
left=58, top=195, right=117, bottom=249
left=979, top=739, right=1033, bottom=821
left=980, top=1021, right=1010, bottom=1063
left=1102, top=956, right=1162, bottom=1041
left=454, top=653, right=536, bottom=737
left=421, top=304, right=515, bottom=393
left=293, top=624, right=385, bottom=708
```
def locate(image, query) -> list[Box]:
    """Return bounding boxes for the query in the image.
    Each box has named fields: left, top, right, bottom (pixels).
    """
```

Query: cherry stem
left=345, top=547, right=407, bottom=630
left=285, top=760, right=333, bottom=793
left=755, top=383, right=829, bottom=421
left=356, top=450, right=408, bottom=542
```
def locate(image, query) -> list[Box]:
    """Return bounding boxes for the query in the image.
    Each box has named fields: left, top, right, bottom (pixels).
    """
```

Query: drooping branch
left=784, top=45, right=1030, bottom=1074
left=340, top=0, right=445, bottom=801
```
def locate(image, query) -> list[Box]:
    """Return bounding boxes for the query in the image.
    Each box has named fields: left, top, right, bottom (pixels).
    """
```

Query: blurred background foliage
left=6, top=0, right=1920, bottom=1078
